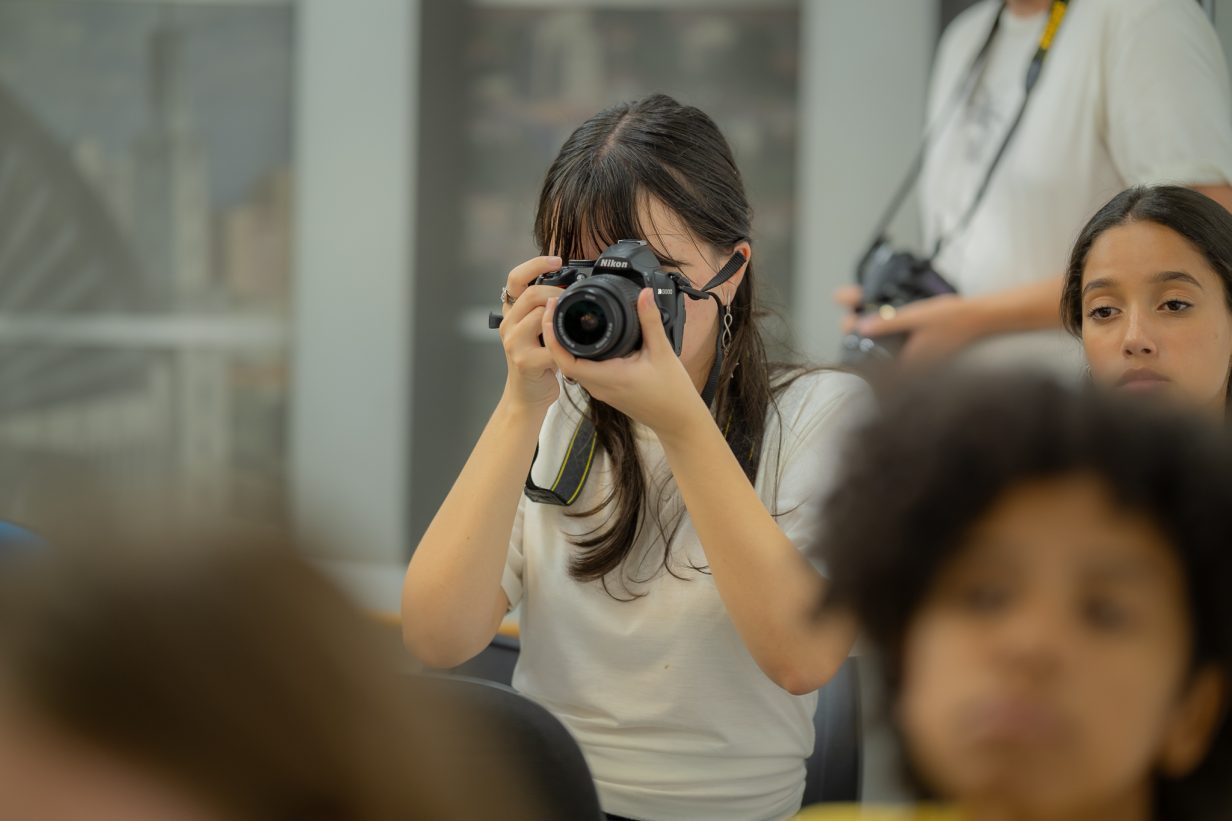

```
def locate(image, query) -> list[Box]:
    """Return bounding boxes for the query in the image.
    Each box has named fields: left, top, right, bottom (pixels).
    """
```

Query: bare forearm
left=401, top=397, right=545, bottom=665
left=970, top=273, right=1065, bottom=337
left=657, top=406, right=856, bottom=694
left=969, top=186, right=1231, bottom=336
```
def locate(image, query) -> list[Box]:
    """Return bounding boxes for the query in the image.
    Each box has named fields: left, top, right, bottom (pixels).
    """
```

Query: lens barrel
left=554, top=275, right=643, bottom=360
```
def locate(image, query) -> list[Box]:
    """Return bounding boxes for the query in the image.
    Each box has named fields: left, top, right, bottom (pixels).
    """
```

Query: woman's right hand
left=833, top=284, right=863, bottom=334
left=498, top=255, right=565, bottom=412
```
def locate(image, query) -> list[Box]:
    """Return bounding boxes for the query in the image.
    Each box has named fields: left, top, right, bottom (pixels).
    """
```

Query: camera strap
left=678, top=249, right=747, bottom=414
left=523, top=414, right=599, bottom=506
left=525, top=250, right=754, bottom=505
left=864, top=0, right=1071, bottom=264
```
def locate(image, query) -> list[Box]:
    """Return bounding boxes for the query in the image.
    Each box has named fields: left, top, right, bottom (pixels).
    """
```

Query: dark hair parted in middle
left=1061, top=185, right=1232, bottom=336
left=534, top=93, right=797, bottom=593
left=815, top=371, right=1232, bottom=819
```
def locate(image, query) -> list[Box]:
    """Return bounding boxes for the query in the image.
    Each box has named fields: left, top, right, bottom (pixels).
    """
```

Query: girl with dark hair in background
left=1061, top=185, right=1232, bottom=419
left=799, top=373, right=1232, bottom=821
left=402, top=94, right=867, bottom=821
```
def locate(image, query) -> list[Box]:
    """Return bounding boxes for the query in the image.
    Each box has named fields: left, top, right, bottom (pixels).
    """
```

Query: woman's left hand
left=542, top=288, right=709, bottom=438
left=855, top=293, right=991, bottom=364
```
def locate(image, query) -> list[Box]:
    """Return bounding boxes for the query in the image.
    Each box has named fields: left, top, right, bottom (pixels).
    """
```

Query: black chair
left=451, top=632, right=519, bottom=685
left=417, top=672, right=603, bottom=821
left=454, top=635, right=863, bottom=807
left=801, top=656, right=862, bottom=805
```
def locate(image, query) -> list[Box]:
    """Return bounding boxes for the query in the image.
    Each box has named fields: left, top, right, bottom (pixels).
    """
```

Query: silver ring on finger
left=500, top=286, right=516, bottom=307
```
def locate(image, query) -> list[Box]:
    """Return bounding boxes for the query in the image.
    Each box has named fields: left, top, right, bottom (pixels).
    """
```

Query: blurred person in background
left=0, top=528, right=543, bottom=821
left=798, top=373, right=1232, bottom=820
left=1061, top=185, right=1232, bottom=420
left=403, top=93, right=868, bottom=821
left=840, top=0, right=1232, bottom=371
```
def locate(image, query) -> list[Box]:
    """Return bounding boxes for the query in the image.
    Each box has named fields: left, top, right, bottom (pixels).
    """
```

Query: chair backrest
left=416, top=673, right=603, bottom=821
left=454, top=635, right=863, bottom=809
left=802, top=656, right=862, bottom=805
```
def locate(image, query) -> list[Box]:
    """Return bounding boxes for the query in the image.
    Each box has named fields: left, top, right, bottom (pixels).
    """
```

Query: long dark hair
left=533, top=94, right=788, bottom=594
left=1060, top=185, right=1232, bottom=405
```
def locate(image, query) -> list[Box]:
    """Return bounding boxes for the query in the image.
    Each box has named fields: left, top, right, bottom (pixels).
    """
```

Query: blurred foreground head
left=0, top=527, right=538, bottom=821
left=818, top=371, right=1232, bottom=821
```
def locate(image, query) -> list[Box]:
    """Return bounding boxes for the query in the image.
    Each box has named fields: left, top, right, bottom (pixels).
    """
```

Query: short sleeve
left=763, top=372, right=875, bottom=576
left=500, top=492, right=527, bottom=610
left=498, top=385, right=582, bottom=611
left=1104, top=0, right=1232, bottom=186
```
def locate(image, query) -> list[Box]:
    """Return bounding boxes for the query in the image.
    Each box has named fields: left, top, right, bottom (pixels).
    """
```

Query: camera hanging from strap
left=525, top=250, right=753, bottom=506
left=861, top=0, right=1071, bottom=265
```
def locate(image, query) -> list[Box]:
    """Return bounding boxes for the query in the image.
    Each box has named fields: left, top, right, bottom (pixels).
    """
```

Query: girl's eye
left=1083, top=597, right=1132, bottom=632
left=1086, top=305, right=1117, bottom=320
left=1161, top=299, right=1193, bottom=313
left=957, top=583, right=1010, bottom=614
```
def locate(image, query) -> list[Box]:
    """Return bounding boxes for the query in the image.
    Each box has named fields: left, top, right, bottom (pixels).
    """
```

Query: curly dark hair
left=815, top=371, right=1232, bottom=820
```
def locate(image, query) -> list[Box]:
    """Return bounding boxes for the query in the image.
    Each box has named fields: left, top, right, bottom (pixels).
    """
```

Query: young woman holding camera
left=402, top=94, right=867, bottom=821
left=1061, top=185, right=1232, bottom=420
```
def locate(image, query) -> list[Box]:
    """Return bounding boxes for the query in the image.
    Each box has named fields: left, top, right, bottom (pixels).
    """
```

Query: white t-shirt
left=920, top=0, right=1232, bottom=370
left=501, top=370, right=870, bottom=821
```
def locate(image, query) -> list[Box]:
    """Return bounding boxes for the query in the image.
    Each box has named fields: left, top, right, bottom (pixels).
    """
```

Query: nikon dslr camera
left=491, top=239, right=686, bottom=361
left=840, top=239, right=958, bottom=364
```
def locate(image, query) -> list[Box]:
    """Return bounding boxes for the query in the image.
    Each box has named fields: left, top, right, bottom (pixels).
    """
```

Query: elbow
left=765, top=656, right=846, bottom=697
left=401, top=598, right=493, bottom=670
left=401, top=619, right=473, bottom=670
left=776, top=670, right=823, bottom=697
left=400, top=596, right=469, bottom=670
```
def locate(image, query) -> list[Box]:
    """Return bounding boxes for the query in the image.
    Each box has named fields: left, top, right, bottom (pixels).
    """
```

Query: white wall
left=794, top=0, right=938, bottom=360
left=291, top=0, right=418, bottom=566
left=795, top=0, right=939, bottom=802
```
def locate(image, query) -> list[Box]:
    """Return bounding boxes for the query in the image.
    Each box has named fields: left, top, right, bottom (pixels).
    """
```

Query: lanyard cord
left=862, top=0, right=1071, bottom=263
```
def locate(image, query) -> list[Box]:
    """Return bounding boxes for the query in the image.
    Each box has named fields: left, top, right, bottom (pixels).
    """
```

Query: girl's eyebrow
left=1082, top=276, right=1116, bottom=297
left=1080, top=552, right=1169, bottom=585
left=1150, top=270, right=1204, bottom=290
left=1082, top=270, right=1204, bottom=297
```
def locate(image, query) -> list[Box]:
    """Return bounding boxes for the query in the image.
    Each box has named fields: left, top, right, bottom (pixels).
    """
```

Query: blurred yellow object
left=793, top=806, right=959, bottom=821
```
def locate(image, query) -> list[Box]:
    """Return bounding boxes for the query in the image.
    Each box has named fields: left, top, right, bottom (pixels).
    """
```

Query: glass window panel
left=0, top=0, right=294, bottom=528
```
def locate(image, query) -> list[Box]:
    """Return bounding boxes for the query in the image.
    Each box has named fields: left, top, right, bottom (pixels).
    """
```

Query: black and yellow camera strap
left=525, top=251, right=752, bottom=506
left=865, top=0, right=1071, bottom=261
left=523, top=417, right=599, bottom=506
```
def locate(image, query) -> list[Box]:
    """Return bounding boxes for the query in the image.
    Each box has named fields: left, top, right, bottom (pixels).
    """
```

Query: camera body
left=536, top=239, right=685, bottom=361
left=841, top=239, right=958, bottom=364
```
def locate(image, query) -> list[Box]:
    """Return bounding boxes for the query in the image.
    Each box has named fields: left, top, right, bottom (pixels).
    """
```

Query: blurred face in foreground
left=899, top=473, right=1226, bottom=821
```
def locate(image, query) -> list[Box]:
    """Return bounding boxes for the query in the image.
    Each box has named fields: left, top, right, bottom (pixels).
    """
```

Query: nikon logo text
left=598, top=259, right=629, bottom=268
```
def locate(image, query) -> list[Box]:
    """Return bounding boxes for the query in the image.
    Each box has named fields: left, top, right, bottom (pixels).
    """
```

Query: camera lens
left=561, top=299, right=608, bottom=346
left=554, top=275, right=643, bottom=360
